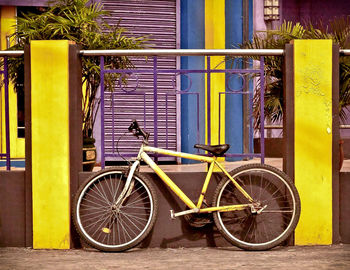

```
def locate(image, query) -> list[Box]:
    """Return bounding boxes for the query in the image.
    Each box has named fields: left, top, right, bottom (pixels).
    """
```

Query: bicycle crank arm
left=170, top=208, right=199, bottom=219
left=256, top=205, right=267, bottom=214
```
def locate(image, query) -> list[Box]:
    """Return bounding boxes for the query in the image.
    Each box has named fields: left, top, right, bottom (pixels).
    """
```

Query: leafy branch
left=6, top=0, right=149, bottom=138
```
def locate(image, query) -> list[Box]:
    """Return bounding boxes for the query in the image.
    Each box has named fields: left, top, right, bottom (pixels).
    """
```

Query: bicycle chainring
left=183, top=200, right=213, bottom=228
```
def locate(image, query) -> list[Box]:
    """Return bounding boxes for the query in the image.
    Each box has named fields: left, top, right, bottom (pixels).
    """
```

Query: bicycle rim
left=74, top=169, right=155, bottom=251
left=214, top=165, right=300, bottom=250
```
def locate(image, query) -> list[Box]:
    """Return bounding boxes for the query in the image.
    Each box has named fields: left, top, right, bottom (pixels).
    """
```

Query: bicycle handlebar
left=128, top=119, right=150, bottom=142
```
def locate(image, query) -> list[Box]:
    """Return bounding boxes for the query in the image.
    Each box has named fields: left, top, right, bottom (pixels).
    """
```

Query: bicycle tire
left=212, top=163, right=300, bottom=251
left=72, top=167, right=158, bottom=252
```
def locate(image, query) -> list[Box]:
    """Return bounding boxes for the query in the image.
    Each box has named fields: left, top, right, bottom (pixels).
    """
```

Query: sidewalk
left=0, top=245, right=349, bottom=270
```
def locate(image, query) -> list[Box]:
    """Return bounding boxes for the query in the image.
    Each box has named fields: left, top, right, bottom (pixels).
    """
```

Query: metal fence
left=99, top=54, right=266, bottom=166
left=0, top=51, right=22, bottom=171
left=0, top=57, right=10, bottom=170
left=84, top=49, right=285, bottom=167
left=1, top=48, right=350, bottom=170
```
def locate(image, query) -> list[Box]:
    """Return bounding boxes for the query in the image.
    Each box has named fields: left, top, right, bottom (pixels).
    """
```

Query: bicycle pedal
left=170, top=210, right=176, bottom=219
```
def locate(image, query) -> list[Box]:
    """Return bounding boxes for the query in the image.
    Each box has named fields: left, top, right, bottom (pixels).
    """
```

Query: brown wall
left=78, top=171, right=230, bottom=248
left=0, top=171, right=26, bottom=247
left=340, top=172, right=350, bottom=244
left=1, top=170, right=349, bottom=247
left=282, top=0, right=350, bottom=26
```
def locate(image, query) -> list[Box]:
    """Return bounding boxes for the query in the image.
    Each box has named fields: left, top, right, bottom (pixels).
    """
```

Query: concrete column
left=284, top=40, right=340, bottom=245
left=25, top=40, right=82, bottom=249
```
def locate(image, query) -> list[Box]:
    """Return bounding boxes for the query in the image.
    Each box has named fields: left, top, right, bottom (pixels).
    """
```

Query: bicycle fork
left=114, top=160, right=139, bottom=208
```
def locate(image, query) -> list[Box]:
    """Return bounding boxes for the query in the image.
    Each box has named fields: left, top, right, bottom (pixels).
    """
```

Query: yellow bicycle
left=73, top=120, right=301, bottom=252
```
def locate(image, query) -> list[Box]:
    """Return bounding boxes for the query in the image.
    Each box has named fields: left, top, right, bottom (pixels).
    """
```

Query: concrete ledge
left=79, top=170, right=350, bottom=247
left=1, top=170, right=348, bottom=247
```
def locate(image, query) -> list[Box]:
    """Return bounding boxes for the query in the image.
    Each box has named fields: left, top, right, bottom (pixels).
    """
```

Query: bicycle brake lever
left=132, top=130, right=139, bottom=138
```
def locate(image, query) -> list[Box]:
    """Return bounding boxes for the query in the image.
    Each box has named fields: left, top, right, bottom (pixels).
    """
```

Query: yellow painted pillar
left=0, top=6, right=25, bottom=159
left=31, top=40, right=71, bottom=249
left=294, top=40, right=333, bottom=245
left=205, top=0, right=226, bottom=146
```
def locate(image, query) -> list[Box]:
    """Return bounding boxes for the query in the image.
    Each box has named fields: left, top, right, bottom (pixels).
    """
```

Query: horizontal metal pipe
left=80, top=49, right=285, bottom=56
left=340, top=49, right=350, bottom=56
left=0, top=49, right=348, bottom=57
left=0, top=50, right=24, bottom=56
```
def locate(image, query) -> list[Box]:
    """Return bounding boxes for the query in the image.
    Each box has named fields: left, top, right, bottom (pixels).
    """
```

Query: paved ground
left=0, top=245, right=349, bottom=270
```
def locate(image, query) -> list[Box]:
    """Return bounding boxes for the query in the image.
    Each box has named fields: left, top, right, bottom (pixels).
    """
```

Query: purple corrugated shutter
left=101, top=0, right=178, bottom=161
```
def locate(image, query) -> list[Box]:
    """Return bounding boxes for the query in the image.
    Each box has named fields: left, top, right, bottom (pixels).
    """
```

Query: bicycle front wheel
left=73, top=167, right=158, bottom=252
left=213, top=164, right=300, bottom=251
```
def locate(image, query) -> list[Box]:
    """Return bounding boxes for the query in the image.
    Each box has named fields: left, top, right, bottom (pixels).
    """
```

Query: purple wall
left=0, top=1, right=48, bottom=6
left=282, top=0, right=350, bottom=139
left=282, top=0, right=350, bottom=26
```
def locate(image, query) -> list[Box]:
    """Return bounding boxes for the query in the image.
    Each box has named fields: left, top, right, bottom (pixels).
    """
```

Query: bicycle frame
left=128, top=144, right=255, bottom=218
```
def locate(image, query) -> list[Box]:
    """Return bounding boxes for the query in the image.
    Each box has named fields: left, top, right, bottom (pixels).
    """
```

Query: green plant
left=7, top=0, right=148, bottom=138
left=242, top=18, right=350, bottom=127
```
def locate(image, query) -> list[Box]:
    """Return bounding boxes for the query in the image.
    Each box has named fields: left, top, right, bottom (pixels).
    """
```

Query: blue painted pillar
left=180, top=0, right=205, bottom=161
left=225, top=0, right=253, bottom=161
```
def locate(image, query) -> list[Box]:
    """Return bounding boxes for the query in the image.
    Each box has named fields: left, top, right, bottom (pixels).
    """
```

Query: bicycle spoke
left=80, top=207, right=110, bottom=219
left=91, top=182, right=110, bottom=205
left=119, top=212, right=144, bottom=232
left=84, top=189, right=111, bottom=206
left=121, top=211, right=150, bottom=223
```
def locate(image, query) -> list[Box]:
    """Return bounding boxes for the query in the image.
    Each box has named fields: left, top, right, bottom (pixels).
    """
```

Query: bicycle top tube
left=143, top=146, right=214, bottom=163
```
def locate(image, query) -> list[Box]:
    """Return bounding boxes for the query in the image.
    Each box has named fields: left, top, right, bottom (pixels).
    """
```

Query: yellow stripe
left=0, top=6, right=15, bottom=50
left=205, top=0, right=225, bottom=147
left=0, top=7, right=25, bottom=158
left=294, top=40, right=333, bottom=245
left=31, top=40, right=71, bottom=249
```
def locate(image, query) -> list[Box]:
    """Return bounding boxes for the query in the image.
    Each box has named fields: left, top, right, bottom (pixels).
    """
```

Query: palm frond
left=5, top=0, right=149, bottom=138
left=240, top=18, right=350, bottom=128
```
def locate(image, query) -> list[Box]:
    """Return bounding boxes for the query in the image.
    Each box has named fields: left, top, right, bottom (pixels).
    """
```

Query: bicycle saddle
left=194, top=144, right=230, bottom=157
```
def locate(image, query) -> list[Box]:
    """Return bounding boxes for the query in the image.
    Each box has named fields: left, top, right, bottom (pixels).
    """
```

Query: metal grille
left=101, top=0, right=178, bottom=161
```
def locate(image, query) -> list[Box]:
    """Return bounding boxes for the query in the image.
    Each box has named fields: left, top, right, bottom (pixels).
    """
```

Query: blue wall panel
left=225, top=0, right=253, bottom=160
left=180, top=0, right=253, bottom=162
left=180, top=0, right=205, bottom=162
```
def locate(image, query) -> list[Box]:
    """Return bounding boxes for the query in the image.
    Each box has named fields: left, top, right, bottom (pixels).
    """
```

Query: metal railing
left=97, top=50, right=270, bottom=166
left=80, top=49, right=284, bottom=56
left=0, top=52, right=24, bottom=170
left=0, top=49, right=350, bottom=57
left=341, top=49, right=350, bottom=55
left=1, top=48, right=350, bottom=56
left=0, top=57, right=10, bottom=170
left=1, top=48, right=350, bottom=170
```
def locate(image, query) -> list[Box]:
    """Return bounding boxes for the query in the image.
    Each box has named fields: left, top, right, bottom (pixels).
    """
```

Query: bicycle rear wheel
left=213, top=164, right=300, bottom=251
left=73, top=167, right=158, bottom=252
